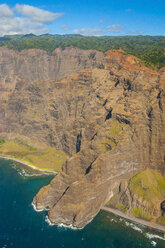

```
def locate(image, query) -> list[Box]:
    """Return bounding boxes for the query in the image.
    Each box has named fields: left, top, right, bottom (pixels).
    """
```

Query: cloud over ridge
left=107, top=24, right=124, bottom=33
left=74, top=28, right=103, bottom=36
left=15, top=4, right=63, bottom=23
left=0, top=4, right=63, bottom=36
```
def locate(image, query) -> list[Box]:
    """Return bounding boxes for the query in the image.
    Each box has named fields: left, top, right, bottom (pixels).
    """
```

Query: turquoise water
left=0, top=159, right=165, bottom=248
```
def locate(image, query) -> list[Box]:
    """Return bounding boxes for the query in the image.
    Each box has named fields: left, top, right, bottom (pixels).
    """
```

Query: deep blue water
left=0, top=159, right=165, bottom=248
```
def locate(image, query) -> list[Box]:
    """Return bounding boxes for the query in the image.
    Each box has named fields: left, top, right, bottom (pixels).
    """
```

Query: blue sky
left=0, top=0, right=165, bottom=36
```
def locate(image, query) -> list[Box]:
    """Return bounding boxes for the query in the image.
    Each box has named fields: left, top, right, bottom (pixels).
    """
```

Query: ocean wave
left=45, top=216, right=54, bottom=226
left=17, top=168, right=42, bottom=177
left=10, top=160, right=57, bottom=177
left=124, top=220, right=143, bottom=233
left=14, top=166, right=53, bottom=177
left=12, top=163, right=42, bottom=177
left=110, top=218, right=117, bottom=223
left=33, top=203, right=82, bottom=231
left=151, top=241, right=157, bottom=247
left=45, top=215, right=82, bottom=231
left=145, top=233, right=165, bottom=241
left=31, top=202, right=44, bottom=212
left=45, top=216, right=73, bottom=229
left=108, top=215, right=144, bottom=233
left=57, top=223, right=83, bottom=230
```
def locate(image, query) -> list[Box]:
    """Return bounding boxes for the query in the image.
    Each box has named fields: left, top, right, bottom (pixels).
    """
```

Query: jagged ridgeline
left=0, top=34, right=165, bottom=69
left=0, top=43, right=164, bottom=228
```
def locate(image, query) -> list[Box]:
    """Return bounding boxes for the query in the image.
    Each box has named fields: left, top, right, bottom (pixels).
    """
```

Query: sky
left=0, top=0, right=165, bottom=36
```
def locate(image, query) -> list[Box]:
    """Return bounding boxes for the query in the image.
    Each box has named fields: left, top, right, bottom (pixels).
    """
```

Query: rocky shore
left=102, top=207, right=165, bottom=234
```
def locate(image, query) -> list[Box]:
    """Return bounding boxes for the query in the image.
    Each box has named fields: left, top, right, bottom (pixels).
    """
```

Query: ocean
left=0, top=158, right=165, bottom=248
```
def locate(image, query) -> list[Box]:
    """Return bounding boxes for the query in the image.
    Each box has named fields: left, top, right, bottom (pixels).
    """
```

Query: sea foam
left=151, top=241, right=157, bottom=247
left=45, top=215, right=82, bottom=230
left=145, top=233, right=165, bottom=241
left=32, top=202, right=44, bottom=212
left=124, top=221, right=143, bottom=233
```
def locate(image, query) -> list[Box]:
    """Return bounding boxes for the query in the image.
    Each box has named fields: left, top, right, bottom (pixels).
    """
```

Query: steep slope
left=0, top=47, right=104, bottom=154
left=107, top=169, right=165, bottom=224
left=0, top=47, right=164, bottom=228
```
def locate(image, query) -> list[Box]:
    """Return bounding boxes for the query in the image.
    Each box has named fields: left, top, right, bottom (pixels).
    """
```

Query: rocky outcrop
left=108, top=169, right=165, bottom=223
left=0, top=47, right=164, bottom=228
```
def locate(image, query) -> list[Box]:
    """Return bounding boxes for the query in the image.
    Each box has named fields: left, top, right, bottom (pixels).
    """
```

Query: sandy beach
left=102, top=206, right=165, bottom=234
left=0, top=155, right=57, bottom=174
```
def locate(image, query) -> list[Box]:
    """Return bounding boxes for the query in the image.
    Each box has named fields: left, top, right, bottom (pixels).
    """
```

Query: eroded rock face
left=108, top=169, right=165, bottom=223
left=0, top=47, right=164, bottom=228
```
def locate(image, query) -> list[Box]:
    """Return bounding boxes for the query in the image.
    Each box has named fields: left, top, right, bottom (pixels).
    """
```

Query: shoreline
left=3, top=152, right=164, bottom=234
left=102, top=206, right=165, bottom=234
left=31, top=202, right=45, bottom=212
left=0, top=155, right=57, bottom=174
left=32, top=202, right=83, bottom=230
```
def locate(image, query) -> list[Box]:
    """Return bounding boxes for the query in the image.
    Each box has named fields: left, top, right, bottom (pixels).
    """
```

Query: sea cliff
left=0, top=47, right=164, bottom=228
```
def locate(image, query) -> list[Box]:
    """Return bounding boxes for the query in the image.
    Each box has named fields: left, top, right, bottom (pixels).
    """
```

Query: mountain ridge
left=0, top=34, right=165, bottom=69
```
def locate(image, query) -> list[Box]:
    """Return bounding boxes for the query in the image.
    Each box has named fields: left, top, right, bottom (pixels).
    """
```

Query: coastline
left=3, top=153, right=164, bottom=234
left=32, top=201, right=82, bottom=230
left=102, top=206, right=165, bottom=234
left=32, top=202, right=84, bottom=230
left=31, top=202, right=45, bottom=212
left=0, top=155, right=57, bottom=174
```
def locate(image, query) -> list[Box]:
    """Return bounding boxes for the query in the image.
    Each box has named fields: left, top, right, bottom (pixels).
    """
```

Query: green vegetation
left=108, top=119, right=124, bottom=136
left=106, top=170, right=165, bottom=224
left=102, top=118, right=127, bottom=152
left=0, top=139, right=5, bottom=145
left=133, top=208, right=153, bottom=221
left=0, top=139, right=67, bottom=171
left=157, top=216, right=165, bottom=225
left=100, top=138, right=116, bottom=153
left=0, top=34, right=164, bottom=69
left=129, top=169, right=165, bottom=204
left=106, top=195, right=128, bottom=212
left=99, top=119, right=126, bottom=153
left=115, top=203, right=128, bottom=213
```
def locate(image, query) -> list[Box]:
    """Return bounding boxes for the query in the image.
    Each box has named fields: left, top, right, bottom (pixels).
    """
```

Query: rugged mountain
left=0, top=47, right=104, bottom=152
left=0, top=47, right=164, bottom=228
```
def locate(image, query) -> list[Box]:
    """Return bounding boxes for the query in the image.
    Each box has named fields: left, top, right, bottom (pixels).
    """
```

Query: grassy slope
left=129, top=169, right=165, bottom=222
left=99, top=119, right=126, bottom=153
left=0, top=139, right=67, bottom=171
left=129, top=169, right=165, bottom=204
left=106, top=169, right=165, bottom=224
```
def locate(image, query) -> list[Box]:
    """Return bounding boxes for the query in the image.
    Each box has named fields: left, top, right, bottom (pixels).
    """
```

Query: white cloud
left=74, top=28, right=103, bottom=36
left=0, top=17, right=48, bottom=36
left=15, top=4, right=64, bottom=24
left=107, top=24, right=124, bottom=33
left=0, top=4, right=14, bottom=18
left=130, top=30, right=144, bottom=34
left=0, top=4, right=63, bottom=36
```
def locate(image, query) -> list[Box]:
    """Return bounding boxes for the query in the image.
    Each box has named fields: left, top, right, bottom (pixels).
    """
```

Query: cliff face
left=0, top=47, right=104, bottom=153
left=107, top=169, right=165, bottom=224
left=0, top=47, right=164, bottom=228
